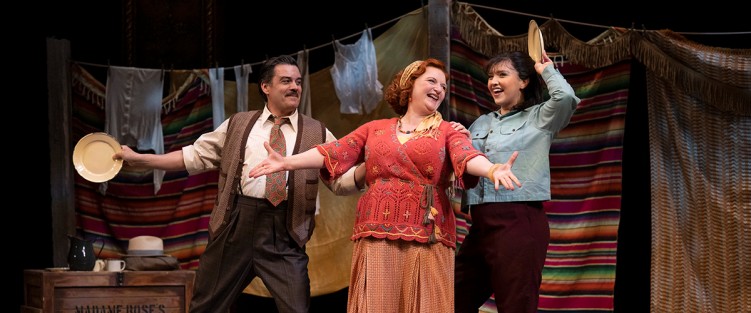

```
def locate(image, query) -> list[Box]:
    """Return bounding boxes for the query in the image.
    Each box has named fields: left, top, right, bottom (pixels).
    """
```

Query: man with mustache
left=115, top=55, right=364, bottom=313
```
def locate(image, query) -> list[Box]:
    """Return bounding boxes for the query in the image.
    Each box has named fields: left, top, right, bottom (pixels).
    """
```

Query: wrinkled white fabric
left=234, top=64, right=252, bottom=112
left=330, top=28, right=383, bottom=114
left=105, top=66, right=165, bottom=194
left=209, top=67, right=225, bottom=129
left=296, top=49, right=312, bottom=116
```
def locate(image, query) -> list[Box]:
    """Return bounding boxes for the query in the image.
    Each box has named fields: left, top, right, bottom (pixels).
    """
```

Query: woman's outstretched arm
left=465, top=151, right=522, bottom=190
left=248, top=141, right=325, bottom=178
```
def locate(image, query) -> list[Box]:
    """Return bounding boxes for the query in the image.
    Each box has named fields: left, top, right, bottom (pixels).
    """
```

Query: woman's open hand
left=248, top=142, right=287, bottom=178
left=490, top=151, right=522, bottom=190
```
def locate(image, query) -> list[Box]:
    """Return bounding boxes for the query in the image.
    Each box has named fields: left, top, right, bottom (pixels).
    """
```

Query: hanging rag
left=234, top=64, right=252, bottom=113
left=105, top=66, right=165, bottom=194
left=296, top=49, right=312, bottom=116
left=330, top=28, right=383, bottom=114
left=209, top=67, right=226, bottom=129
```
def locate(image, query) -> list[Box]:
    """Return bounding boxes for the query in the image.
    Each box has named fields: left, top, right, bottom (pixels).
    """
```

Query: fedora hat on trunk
left=125, top=236, right=166, bottom=256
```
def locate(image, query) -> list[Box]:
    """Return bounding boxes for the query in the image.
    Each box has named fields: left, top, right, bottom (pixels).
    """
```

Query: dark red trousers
left=455, top=201, right=550, bottom=313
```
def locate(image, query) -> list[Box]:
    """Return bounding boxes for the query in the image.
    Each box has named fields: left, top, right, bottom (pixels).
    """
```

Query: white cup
left=93, top=259, right=106, bottom=272
left=105, top=259, right=126, bottom=272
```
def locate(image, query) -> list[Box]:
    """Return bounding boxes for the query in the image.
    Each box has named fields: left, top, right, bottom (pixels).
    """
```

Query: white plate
left=72, top=132, right=123, bottom=183
left=528, top=20, right=544, bottom=63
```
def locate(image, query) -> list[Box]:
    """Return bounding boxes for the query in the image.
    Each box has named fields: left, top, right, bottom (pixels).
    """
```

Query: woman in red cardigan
left=249, top=58, right=521, bottom=313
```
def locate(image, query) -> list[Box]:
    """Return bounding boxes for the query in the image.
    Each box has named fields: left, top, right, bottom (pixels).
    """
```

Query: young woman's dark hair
left=484, top=51, right=543, bottom=111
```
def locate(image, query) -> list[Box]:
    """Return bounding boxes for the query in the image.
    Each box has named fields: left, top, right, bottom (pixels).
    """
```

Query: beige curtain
left=645, top=33, right=750, bottom=313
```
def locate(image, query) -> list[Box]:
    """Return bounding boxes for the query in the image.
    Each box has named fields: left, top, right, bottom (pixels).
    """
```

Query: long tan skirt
left=347, top=237, right=454, bottom=313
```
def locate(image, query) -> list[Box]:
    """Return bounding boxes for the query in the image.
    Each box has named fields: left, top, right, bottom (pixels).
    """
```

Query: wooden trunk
left=22, top=269, right=195, bottom=313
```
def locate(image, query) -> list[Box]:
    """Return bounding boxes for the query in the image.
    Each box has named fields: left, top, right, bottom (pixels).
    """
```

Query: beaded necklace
left=397, top=118, right=415, bottom=134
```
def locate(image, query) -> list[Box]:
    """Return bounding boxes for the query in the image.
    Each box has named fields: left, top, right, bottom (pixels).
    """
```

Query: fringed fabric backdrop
left=452, top=2, right=750, bottom=312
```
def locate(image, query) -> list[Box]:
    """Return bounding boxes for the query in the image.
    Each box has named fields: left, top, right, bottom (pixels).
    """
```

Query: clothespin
left=240, top=59, right=245, bottom=76
left=364, top=23, right=372, bottom=39
left=331, top=34, right=338, bottom=52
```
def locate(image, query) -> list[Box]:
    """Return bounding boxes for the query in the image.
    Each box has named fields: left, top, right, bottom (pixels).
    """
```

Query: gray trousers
left=189, top=195, right=310, bottom=313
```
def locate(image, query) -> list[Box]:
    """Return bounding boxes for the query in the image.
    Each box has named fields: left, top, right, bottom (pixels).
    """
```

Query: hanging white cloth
left=330, top=28, right=383, bottom=114
left=209, top=67, right=225, bottom=129
left=234, top=64, right=252, bottom=113
left=296, top=49, right=312, bottom=116
left=105, top=66, right=165, bottom=194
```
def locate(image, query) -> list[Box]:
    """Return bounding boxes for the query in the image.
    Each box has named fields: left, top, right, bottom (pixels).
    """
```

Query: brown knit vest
left=210, top=110, right=325, bottom=247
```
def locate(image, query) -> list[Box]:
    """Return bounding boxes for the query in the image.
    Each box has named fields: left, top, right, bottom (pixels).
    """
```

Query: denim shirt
left=465, top=65, right=580, bottom=204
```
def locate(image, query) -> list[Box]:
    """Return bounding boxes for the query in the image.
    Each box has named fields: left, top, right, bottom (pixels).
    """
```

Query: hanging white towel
left=234, top=64, right=252, bottom=113
left=330, top=28, right=383, bottom=114
left=209, top=67, right=225, bottom=129
left=296, top=49, right=312, bottom=116
left=105, top=66, right=165, bottom=194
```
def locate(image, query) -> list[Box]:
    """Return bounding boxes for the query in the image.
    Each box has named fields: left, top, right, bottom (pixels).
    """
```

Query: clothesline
left=73, top=3, right=749, bottom=72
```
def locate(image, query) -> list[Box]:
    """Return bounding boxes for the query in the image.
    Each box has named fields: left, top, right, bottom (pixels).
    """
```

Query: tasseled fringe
left=544, top=20, right=633, bottom=68
left=452, top=2, right=525, bottom=56
left=419, top=185, right=438, bottom=244
left=71, top=63, right=107, bottom=109
left=162, top=70, right=211, bottom=115
left=428, top=207, right=439, bottom=244
left=635, top=31, right=751, bottom=116
left=452, top=2, right=751, bottom=117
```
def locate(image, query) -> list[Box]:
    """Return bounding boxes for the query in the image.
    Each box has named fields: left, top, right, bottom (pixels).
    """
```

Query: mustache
left=285, top=91, right=299, bottom=97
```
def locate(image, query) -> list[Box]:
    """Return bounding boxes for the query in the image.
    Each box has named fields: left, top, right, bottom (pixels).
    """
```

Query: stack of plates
left=72, top=132, right=123, bottom=183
